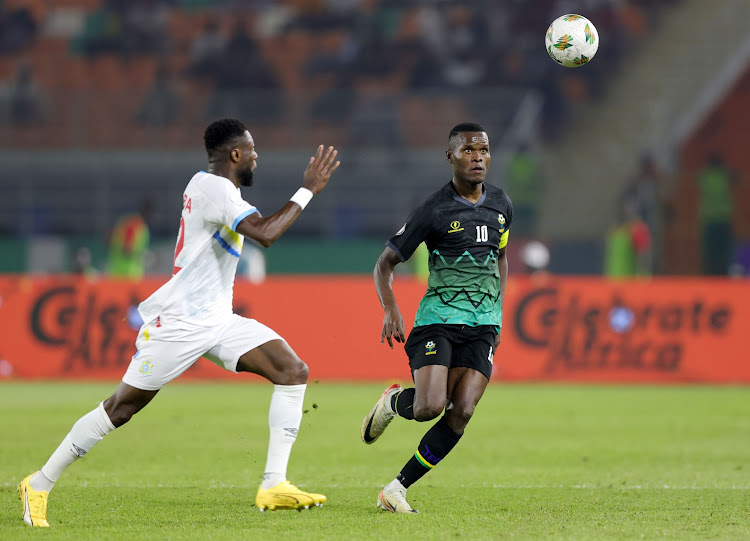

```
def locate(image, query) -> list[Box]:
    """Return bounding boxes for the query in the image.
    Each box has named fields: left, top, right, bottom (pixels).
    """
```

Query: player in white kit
left=18, top=119, right=341, bottom=526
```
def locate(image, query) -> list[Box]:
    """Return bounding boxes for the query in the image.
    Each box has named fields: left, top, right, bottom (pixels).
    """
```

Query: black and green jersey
left=388, top=181, right=513, bottom=329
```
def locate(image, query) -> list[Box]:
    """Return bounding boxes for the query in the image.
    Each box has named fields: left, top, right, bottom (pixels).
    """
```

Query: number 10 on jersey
left=475, top=225, right=488, bottom=242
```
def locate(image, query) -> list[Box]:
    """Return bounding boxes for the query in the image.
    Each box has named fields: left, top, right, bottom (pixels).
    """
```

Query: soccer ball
left=545, top=14, right=599, bottom=68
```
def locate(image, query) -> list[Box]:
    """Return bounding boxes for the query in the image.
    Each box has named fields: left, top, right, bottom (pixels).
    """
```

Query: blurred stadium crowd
left=0, top=0, right=675, bottom=148
left=4, top=0, right=746, bottom=280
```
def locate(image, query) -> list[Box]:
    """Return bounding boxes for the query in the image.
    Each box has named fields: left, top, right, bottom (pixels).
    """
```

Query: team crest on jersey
left=425, top=341, right=437, bottom=355
left=448, top=221, right=464, bottom=233
left=498, top=214, right=506, bottom=233
left=139, top=358, right=154, bottom=376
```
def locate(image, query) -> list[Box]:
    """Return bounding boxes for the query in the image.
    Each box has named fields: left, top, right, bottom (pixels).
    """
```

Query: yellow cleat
left=18, top=472, right=50, bottom=527
left=255, top=481, right=326, bottom=512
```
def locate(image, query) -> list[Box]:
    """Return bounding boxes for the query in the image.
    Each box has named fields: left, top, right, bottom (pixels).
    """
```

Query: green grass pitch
left=2, top=381, right=749, bottom=540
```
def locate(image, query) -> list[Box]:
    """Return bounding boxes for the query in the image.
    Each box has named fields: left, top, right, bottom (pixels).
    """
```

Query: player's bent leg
left=412, top=364, right=450, bottom=422
left=18, top=383, right=157, bottom=528
left=235, top=339, right=324, bottom=510
left=361, top=365, right=449, bottom=443
left=444, top=367, right=489, bottom=435
left=236, top=339, right=308, bottom=385
left=103, top=382, right=159, bottom=427
left=371, top=366, right=451, bottom=513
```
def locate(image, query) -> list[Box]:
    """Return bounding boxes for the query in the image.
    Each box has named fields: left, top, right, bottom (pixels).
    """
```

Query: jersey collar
left=447, top=181, right=487, bottom=207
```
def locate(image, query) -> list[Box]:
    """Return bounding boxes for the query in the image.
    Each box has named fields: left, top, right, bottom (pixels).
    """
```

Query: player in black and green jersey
left=361, top=123, right=512, bottom=513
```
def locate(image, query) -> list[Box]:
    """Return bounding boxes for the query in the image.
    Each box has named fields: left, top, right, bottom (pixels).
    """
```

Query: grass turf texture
left=1, top=382, right=749, bottom=540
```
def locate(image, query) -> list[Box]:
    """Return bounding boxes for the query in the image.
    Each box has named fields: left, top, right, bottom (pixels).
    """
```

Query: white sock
left=32, top=402, right=115, bottom=492
left=261, top=384, right=306, bottom=490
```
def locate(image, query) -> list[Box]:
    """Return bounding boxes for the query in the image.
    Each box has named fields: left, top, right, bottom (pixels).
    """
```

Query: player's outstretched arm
left=236, top=145, right=340, bottom=247
left=374, top=246, right=405, bottom=348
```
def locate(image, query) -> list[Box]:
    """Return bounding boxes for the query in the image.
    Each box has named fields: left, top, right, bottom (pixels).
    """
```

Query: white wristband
left=290, top=188, right=314, bottom=210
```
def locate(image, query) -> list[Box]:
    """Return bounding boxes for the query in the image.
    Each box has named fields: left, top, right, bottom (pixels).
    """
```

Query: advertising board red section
left=0, top=275, right=747, bottom=383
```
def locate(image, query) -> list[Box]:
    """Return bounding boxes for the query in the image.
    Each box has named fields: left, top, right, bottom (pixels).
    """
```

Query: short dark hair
left=448, top=122, right=487, bottom=148
left=204, top=118, right=248, bottom=157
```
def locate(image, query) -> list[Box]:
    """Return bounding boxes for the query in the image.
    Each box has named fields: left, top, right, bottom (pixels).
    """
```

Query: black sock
left=397, top=416, right=462, bottom=488
left=392, top=388, right=416, bottom=420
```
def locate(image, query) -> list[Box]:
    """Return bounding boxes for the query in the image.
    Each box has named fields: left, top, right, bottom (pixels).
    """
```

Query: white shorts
left=122, top=314, right=283, bottom=391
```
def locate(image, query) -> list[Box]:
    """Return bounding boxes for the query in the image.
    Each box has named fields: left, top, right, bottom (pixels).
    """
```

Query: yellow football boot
left=18, top=472, right=50, bottom=527
left=255, top=481, right=326, bottom=511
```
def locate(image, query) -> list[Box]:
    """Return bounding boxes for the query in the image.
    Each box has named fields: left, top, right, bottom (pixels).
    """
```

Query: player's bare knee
left=294, top=360, right=309, bottom=384
left=103, top=401, right=135, bottom=428
left=277, top=359, right=308, bottom=385
left=413, top=402, right=444, bottom=422
left=445, top=403, right=475, bottom=432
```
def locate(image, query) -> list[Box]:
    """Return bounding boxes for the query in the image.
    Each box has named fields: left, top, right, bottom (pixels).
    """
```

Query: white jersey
left=138, top=171, right=257, bottom=329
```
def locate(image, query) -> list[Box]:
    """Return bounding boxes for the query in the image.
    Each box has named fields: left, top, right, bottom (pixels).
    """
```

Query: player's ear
left=446, top=149, right=453, bottom=163
left=231, top=148, right=240, bottom=163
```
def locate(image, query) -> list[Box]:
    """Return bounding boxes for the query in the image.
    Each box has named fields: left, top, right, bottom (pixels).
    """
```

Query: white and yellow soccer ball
left=545, top=14, right=599, bottom=68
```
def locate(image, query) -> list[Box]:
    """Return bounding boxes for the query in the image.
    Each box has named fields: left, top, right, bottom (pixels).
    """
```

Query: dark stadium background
left=0, top=0, right=748, bottom=384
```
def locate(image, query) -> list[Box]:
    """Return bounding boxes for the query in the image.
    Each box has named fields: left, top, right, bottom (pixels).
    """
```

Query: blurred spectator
left=72, top=0, right=127, bottom=56
left=622, top=153, right=664, bottom=273
left=121, top=0, right=171, bottom=55
left=207, top=17, right=283, bottom=122
left=108, top=198, right=153, bottom=279
left=402, top=39, right=443, bottom=89
left=0, top=61, right=50, bottom=124
left=303, top=31, right=358, bottom=123
left=697, top=153, right=735, bottom=276
left=307, top=74, right=356, bottom=124
left=604, top=197, right=651, bottom=278
left=441, top=6, right=489, bottom=88
left=0, top=0, right=38, bottom=54
left=343, top=13, right=404, bottom=147
left=0, top=0, right=680, bottom=161
left=135, top=62, right=181, bottom=126
left=504, top=143, right=543, bottom=237
left=72, top=247, right=98, bottom=278
left=186, top=18, right=226, bottom=80
left=284, top=0, right=354, bottom=33
left=414, top=2, right=446, bottom=59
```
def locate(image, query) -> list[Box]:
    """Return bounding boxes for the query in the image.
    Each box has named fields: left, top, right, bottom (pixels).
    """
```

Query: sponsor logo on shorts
left=139, top=359, right=154, bottom=376
left=425, top=341, right=437, bottom=355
